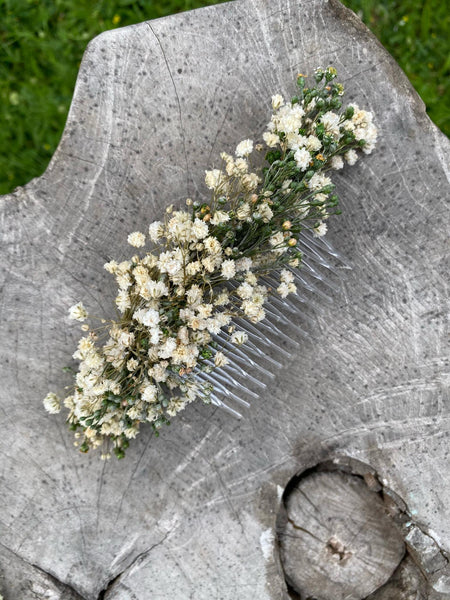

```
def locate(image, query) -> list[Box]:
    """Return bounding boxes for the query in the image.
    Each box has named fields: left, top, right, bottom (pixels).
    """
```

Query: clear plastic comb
left=194, top=231, right=349, bottom=417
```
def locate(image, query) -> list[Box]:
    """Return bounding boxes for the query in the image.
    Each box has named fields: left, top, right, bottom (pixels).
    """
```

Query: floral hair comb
left=44, top=67, right=377, bottom=459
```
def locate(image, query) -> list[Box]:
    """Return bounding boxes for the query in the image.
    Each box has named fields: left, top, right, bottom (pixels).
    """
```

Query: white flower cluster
left=262, top=72, right=377, bottom=238
left=45, top=67, right=377, bottom=459
left=58, top=206, right=282, bottom=456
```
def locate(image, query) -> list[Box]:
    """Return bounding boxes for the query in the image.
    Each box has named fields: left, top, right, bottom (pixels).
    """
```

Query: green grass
left=341, top=0, right=450, bottom=135
left=1, top=0, right=448, bottom=195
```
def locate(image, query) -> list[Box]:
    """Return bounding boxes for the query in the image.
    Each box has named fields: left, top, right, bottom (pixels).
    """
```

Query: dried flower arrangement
left=44, top=67, right=377, bottom=459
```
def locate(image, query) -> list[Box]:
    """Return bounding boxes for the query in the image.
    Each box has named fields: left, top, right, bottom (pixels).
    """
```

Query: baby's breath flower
left=104, top=260, right=119, bottom=274
left=202, top=256, right=217, bottom=273
left=306, top=135, right=322, bottom=151
left=204, top=236, right=222, bottom=255
left=142, top=384, right=158, bottom=403
left=134, top=307, right=160, bottom=328
left=214, top=290, right=229, bottom=306
left=166, top=397, right=187, bottom=417
left=321, top=111, right=340, bottom=137
left=157, top=251, right=182, bottom=276
left=191, top=218, right=209, bottom=240
left=236, top=202, right=251, bottom=220
left=221, top=259, right=236, bottom=280
left=147, top=280, right=169, bottom=298
left=331, top=155, right=344, bottom=170
left=46, top=68, right=377, bottom=459
left=187, top=285, right=203, bottom=306
left=186, top=260, right=202, bottom=276
left=313, top=222, right=328, bottom=237
left=211, top=210, right=230, bottom=226
left=294, top=148, right=311, bottom=171
left=280, top=269, right=295, bottom=284
left=127, top=358, right=139, bottom=371
left=309, top=173, right=332, bottom=192
left=237, top=282, right=254, bottom=299
left=263, top=131, right=279, bottom=148
left=197, top=303, right=213, bottom=319
left=270, top=231, right=286, bottom=254
left=271, top=94, right=284, bottom=110
left=234, top=158, right=248, bottom=174
left=149, top=221, right=164, bottom=242
left=241, top=173, right=260, bottom=190
left=259, top=203, right=273, bottom=223
left=235, top=257, right=252, bottom=272
left=214, top=352, right=229, bottom=367
left=235, top=139, right=254, bottom=157
left=345, top=149, right=359, bottom=165
left=115, top=290, right=131, bottom=312
left=127, top=231, right=146, bottom=248
left=69, top=302, right=88, bottom=322
left=117, top=272, right=132, bottom=290
left=230, top=331, right=248, bottom=345
left=43, top=393, right=61, bottom=414
left=277, top=282, right=290, bottom=298
left=205, top=169, right=223, bottom=190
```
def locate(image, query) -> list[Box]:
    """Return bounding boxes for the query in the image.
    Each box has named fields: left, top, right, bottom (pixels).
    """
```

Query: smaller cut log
left=278, top=470, right=405, bottom=599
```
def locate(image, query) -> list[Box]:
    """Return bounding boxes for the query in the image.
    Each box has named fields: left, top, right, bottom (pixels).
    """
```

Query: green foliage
left=0, top=0, right=448, bottom=195
left=0, top=0, right=228, bottom=195
left=341, top=0, right=449, bottom=135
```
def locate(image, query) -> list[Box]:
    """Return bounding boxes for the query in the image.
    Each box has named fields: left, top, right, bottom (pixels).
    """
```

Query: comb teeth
left=195, top=232, right=349, bottom=417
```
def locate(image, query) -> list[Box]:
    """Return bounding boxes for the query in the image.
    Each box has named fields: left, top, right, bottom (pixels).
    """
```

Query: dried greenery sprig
left=44, top=67, right=377, bottom=459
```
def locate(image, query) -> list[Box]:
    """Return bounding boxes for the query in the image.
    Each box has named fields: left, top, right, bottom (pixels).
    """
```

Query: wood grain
left=0, top=0, right=448, bottom=598
left=367, top=555, right=428, bottom=600
left=278, top=471, right=405, bottom=599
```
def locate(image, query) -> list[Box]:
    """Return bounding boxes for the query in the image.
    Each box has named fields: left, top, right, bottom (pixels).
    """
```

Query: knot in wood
left=326, top=536, right=352, bottom=564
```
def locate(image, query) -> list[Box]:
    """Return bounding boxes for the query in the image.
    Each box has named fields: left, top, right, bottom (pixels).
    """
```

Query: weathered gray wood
left=0, top=0, right=449, bottom=598
left=0, top=544, right=84, bottom=600
left=367, top=555, right=429, bottom=600
left=278, top=471, right=405, bottom=598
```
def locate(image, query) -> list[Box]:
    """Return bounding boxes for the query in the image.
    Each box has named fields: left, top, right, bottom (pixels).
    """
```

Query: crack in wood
left=97, top=531, right=171, bottom=599
left=0, top=0, right=449, bottom=597
left=286, top=516, right=324, bottom=544
left=29, top=563, right=88, bottom=600
left=0, top=542, right=87, bottom=600
left=146, top=21, right=190, bottom=198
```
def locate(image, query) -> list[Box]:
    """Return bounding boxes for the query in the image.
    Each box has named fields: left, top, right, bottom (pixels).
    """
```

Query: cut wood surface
left=0, top=0, right=449, bottom=598
left=279, top=471, right=405, bottom=599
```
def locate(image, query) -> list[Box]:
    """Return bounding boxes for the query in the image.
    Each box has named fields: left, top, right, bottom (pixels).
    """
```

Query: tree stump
left=0, top=0, right=448, bottom=598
